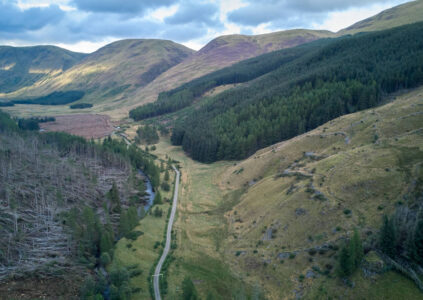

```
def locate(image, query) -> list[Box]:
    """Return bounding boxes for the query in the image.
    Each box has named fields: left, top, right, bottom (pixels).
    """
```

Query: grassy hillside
left=219, top=86, right=423, bottom=299
left=0, top=45, right=86, bottom=93
left=1, top=39, right=195, bottom=113
left=340, top=0, right=423, bottom=35
left=130, top=86, right=423, bottom=299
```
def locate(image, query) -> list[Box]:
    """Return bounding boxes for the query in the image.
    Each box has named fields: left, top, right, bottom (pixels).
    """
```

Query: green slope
left=339, top=0, right=423, bottom=35
left=2, top=39, right=195, bottom=110
left=0, top=45, right=86, bottom=93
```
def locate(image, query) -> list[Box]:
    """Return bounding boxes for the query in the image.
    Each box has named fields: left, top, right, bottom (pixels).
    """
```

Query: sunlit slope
left=218, top=87, right=423, bottom=299
left=0, top=45, right=86, bottom=93
left=4, top=39, right=195, bottom=108
left=340, top=0, right=423, bottom=35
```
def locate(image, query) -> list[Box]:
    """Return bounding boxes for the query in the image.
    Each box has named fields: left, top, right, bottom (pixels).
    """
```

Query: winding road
left=153, top=166, right=180, bottom=300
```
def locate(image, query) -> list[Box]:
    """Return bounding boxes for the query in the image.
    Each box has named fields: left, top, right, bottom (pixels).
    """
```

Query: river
left=138, top=169, right=155, bottom=213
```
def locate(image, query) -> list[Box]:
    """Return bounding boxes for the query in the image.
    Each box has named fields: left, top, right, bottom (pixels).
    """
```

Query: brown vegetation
left=39, top=114, right=114, bottom=139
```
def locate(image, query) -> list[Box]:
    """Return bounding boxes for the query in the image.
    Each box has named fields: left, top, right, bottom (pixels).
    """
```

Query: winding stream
left=138, top=169, right=155, bottom=213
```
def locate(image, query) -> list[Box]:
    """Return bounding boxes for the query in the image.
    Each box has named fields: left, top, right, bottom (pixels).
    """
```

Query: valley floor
left=121, top=86, right=423, bottom=299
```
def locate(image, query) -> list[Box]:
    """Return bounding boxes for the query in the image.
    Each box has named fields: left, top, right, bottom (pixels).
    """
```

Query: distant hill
left=2, top=1, right=423, bottom=119
left=128, top=29, right=334, bottom=109
left=0, top=31, right=334, bottom=118
left=339, top=0, right=423, bottom=35
left=0, top=45, right=86, bottom=93
left=3, top=39, right=195, bottom=108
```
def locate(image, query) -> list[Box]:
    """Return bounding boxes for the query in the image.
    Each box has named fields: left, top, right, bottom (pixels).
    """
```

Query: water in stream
left=138, top=169, right=155, bottom=213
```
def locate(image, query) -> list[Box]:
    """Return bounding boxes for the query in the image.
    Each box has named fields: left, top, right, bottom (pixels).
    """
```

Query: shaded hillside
left=3, top=39, right=195, bottom=107
left=163, top=22, right=423, bottom=162
left=340, top=0, right=423, bottom=35
left=0, top=45, right=86, bottom=93
left=218, top=86, right=423, bottom=299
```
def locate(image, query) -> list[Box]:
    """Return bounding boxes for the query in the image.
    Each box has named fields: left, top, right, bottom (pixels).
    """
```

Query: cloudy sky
left=0, top=0, right=412, bottom=52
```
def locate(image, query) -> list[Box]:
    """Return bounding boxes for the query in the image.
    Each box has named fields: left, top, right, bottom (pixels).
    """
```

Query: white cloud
left=1, top=0, right=418, bottom=53
left=313, top=0, right=412, bottom=32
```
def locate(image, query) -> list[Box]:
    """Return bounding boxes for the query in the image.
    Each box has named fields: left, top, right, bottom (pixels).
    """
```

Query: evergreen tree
left=338, top=243, right=354, bottom=277
left=154, top=191, right=163, bottom=205
left=119, top=211, right=131, bottom=237
left=108, top=182, right=121, bottom=213
left=380, top=215, right=396, bottom=257
left=182, top=277, right=198, bottom=300
left=352, top=229, right=364, bottom=267
left=100, top=252, right=111, bottom=267
left=100, top=229, right=114, bottom=254
left=153, top=207, right=163, bottom=218
left=413, top=219, right=423, bottom=264
left=164, top=169, right=170, bottom=181
left=127, top=206, right=139, bottom=229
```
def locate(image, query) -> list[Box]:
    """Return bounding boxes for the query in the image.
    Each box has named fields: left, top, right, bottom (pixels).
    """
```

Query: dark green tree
left=100, top=229, right=114, bottom=254
left=154, top=191, right=163, bottom=205
left=127, top=206, right=139, bottom=229
left=108, top=182, right=121, bottom=213
left=338, top=243, right=354, bottom=277
left=100, top=252, right=111, bottom=267
left=119, top=211, right=131, bottom=237
left=182, top=277, right=198, bottom=300
left=164, top=170, right=170, bottom=181
left=413, top=219, right=423, bottom=264
left=352, top=229, right=364, bottom=267
left=380, top=215, right=396, bottom=257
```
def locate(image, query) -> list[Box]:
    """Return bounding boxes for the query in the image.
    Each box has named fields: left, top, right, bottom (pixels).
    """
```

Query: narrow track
left=153, top=166, right=180, bottom=300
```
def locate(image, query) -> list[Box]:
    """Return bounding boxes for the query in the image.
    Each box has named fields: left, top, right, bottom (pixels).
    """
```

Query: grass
left=217, top=86, right=423, bottom=298
left=112, top=86, right=423, bottom=299
left=112, top=201, right=170, bottom=299
left=306, top=271, right=423, bottom=300
left=132, top=137, right=253, bottom=299
left=112, top=154, right=175, bottom=299
left=339, top=0, right=423, bottom=35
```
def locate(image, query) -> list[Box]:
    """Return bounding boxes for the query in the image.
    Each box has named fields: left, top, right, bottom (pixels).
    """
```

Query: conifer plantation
left=132, top=22, right=423, bottom=162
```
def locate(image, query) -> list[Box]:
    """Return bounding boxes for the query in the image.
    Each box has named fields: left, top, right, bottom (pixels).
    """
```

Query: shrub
left=70, top=103, right=93, bottom=109
left=308, top=249, right=317, bottom=256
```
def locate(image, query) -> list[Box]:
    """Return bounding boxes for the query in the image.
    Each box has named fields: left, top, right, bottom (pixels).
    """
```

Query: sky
left=0, top=0, right=413, bottom=53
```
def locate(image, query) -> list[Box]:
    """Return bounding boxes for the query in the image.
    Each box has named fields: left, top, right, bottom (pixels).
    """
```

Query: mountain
left=125, top=30, right=334, bottom=110
left=0, top=31, right=334, bottom=118
left=3, top=39, right=195, bottom=110
left=0, top=45, right=86, bottom=93
left=141, top=22, right=423, bottom=162
left=2, top=1, right=423, bottom=119
left=340, top=0, right=423, bottom=35
left=217, top=85, right=423, bottom=299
